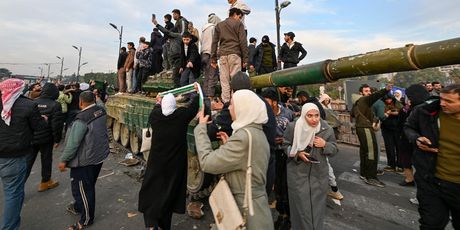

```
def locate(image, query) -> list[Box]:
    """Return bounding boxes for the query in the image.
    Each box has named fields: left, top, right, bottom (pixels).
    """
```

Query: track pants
left=70, top=163, right=103, bottom=227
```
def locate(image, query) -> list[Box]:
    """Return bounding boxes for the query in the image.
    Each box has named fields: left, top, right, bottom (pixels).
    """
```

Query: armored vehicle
left=105, top=37, right=460, bottom=194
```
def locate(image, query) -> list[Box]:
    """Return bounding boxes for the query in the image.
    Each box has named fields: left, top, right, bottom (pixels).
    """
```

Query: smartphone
left=152, top=14, right=156, bottom=20
left=303, top=145, right=312, bottom=153
left=302, top=146, right=320, bottom=164
left=306, top=156, right=320, bottom=164
left=416, top=139, right=433, bottom=148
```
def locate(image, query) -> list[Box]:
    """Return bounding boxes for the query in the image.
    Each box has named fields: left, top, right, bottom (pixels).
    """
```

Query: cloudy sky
left=1, top=0, right=459, bottom=77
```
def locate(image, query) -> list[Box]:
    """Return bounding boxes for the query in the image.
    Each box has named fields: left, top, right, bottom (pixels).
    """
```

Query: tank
left=105, top=36, right=460, bottom=193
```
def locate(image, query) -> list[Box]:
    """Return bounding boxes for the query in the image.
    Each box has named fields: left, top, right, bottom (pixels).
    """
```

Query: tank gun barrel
left=251, top=37, right=460, bottom=88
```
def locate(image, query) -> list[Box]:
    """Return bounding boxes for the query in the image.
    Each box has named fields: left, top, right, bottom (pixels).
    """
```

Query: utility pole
left=72, top=46, right=82, bottom=82
left=46, top=63, right=51, bottom=81
left=275, top=0, right=291, bottom=70
left=57, top=56, right=64, bottom=81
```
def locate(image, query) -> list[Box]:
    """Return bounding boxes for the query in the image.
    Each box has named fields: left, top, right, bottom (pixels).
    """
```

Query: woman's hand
left=194, top=82, right=199, bottom=92
left=156, top=94, right=162, bottom=104
left=313, top=136, right=326, bottom=148
left=197, top=110, right=209, bottom=124
left=296, top=151, right=311, bottom=163
left=217, top=131, right=229, bottom=144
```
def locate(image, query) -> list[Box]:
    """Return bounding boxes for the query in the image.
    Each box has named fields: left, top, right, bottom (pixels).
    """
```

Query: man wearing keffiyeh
left=0, top=78, right=47, bottom=230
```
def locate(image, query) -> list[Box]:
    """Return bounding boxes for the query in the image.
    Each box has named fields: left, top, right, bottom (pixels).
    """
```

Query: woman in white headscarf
left=319, top=93, right=332, bottom=109
left=194, top=89, right=274, bottom=230
left=393, top=89, right=403, bottom=102
left=139, top=90, right=200, bottom=230
left=283, top=103, right=338, bottom=230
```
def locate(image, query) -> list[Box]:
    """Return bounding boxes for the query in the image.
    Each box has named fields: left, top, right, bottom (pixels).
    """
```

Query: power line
left=0, top=62, right=60, bottom=66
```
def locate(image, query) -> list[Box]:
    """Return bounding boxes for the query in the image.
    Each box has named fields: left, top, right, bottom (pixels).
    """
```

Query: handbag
left=140, top=125, right=152, bottom=153
left=208, top=128, right=254, bottom=230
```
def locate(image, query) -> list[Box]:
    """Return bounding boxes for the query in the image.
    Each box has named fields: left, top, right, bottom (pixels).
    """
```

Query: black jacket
left=150, top=30, right=163, bottom=51
left=279, top=41, right=307, bottom=64
left=68, top=89, right=82, bottom=111
left=404, top=98, right=440, bottom=181
left=248, top=44, right=257, bottom=66
left=180, top=41, right=201, bottom=77
left=254, top=43, right=277, bottom=73
left=33, top=83, right=64, bottom=144
left=0, top=96, right=47, bottom=158
left=117, top=51, right=128, bottom=69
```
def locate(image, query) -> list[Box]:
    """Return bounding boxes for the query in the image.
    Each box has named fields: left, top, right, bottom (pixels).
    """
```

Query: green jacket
left=56, top=91, right=72, bottom=113
left=352, top=88, right=389, bottom=128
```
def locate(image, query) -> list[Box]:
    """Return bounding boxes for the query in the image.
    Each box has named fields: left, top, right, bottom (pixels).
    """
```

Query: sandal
left=68, top=222, right=85, bottom=230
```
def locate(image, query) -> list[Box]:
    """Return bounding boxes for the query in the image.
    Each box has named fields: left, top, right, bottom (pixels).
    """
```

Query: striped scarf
left=0, top=79, right=25, bottom=126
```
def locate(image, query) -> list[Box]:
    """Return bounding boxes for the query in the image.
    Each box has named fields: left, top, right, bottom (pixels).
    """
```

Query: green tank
left=105, top=36, right=460, bottom=193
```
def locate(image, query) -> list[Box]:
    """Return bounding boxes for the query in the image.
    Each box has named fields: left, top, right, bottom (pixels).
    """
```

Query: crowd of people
left=1, top=1, right=459, bottom=230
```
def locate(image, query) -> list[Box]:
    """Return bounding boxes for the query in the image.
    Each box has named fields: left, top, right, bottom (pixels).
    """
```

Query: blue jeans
left=0, top=156, right=27, bottom=230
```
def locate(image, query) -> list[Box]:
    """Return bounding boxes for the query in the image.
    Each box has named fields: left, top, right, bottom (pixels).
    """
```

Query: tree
left=450, top=69, right=460, bottom=84
left=0, top=68, right=12, bottom=78
left=82, top=72, right=117, bottom=86
left=392, top=68, right=446, bottom=88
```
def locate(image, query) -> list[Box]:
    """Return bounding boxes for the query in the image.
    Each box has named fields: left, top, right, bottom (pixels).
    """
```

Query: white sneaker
left=409, top=198, right=419, bottom=205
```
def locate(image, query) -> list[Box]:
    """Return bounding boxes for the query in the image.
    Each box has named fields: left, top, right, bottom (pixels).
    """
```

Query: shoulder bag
left=208, top=128, right=254, bottom=230
left=140, top=122, right=152, bottom=153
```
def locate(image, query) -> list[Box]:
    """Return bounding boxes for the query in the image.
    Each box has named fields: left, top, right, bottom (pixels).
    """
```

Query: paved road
left=0, top=139, right=455, bottom=229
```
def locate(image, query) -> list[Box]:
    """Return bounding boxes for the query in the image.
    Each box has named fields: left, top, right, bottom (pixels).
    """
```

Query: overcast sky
left=1, top=0, right=459, bottom=77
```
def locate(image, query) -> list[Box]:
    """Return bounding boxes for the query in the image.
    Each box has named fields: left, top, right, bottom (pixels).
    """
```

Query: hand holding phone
left=298, top=146, right=320, bottom=164
left=416, top=137, right=439, bottom=153
left=152, top=14, right=156, bottom=20
left=306, top=155, right=320, bottom=164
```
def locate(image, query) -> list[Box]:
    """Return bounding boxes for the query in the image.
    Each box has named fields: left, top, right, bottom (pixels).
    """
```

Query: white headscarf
left=161, top=93, right=176, bottom=116
left=289, top=103, right=322, bottom=157
left=393, top=90, right=403, bottom=102
left=231, top=89, right=268, bottom=133
left=0, top=79, right=25, bottom=126
left=319, top=93, right=332, bottom=109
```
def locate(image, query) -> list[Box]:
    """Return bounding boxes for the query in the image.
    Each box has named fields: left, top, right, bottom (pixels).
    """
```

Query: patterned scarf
left=0, top=79, right=25, bottom=126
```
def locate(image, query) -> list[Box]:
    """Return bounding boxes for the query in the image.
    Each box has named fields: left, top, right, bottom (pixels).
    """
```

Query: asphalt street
left=0, top=136, right=455, bottom=230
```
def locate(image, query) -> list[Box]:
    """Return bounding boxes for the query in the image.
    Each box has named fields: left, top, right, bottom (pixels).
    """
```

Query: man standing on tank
left=279, top=32, right=307, bottom=69
left=210, top=8, right=248, bottom=104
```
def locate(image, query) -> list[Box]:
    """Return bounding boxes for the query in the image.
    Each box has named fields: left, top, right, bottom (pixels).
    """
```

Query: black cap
left=284, top=32, right=295, bottom=38
left=262, top=35, right=270, bottom=43
left=230, top=71, right=251, bottom=91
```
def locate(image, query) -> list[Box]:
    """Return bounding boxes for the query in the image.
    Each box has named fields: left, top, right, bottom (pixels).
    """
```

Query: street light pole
left=275, top=0, right=291, bottom=70
left=275, top=0, right=281, bottom=70
left=72, top=45, right=82, bottom=82
left=56, top=56, right=64, bottom=81
left=109, top=23, right=123, bottom=52
left=46, top=63, right=51, bottom=81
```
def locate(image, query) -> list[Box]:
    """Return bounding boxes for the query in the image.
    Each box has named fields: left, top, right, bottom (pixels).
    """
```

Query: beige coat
left=194, top=123, right=274, bottom=230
